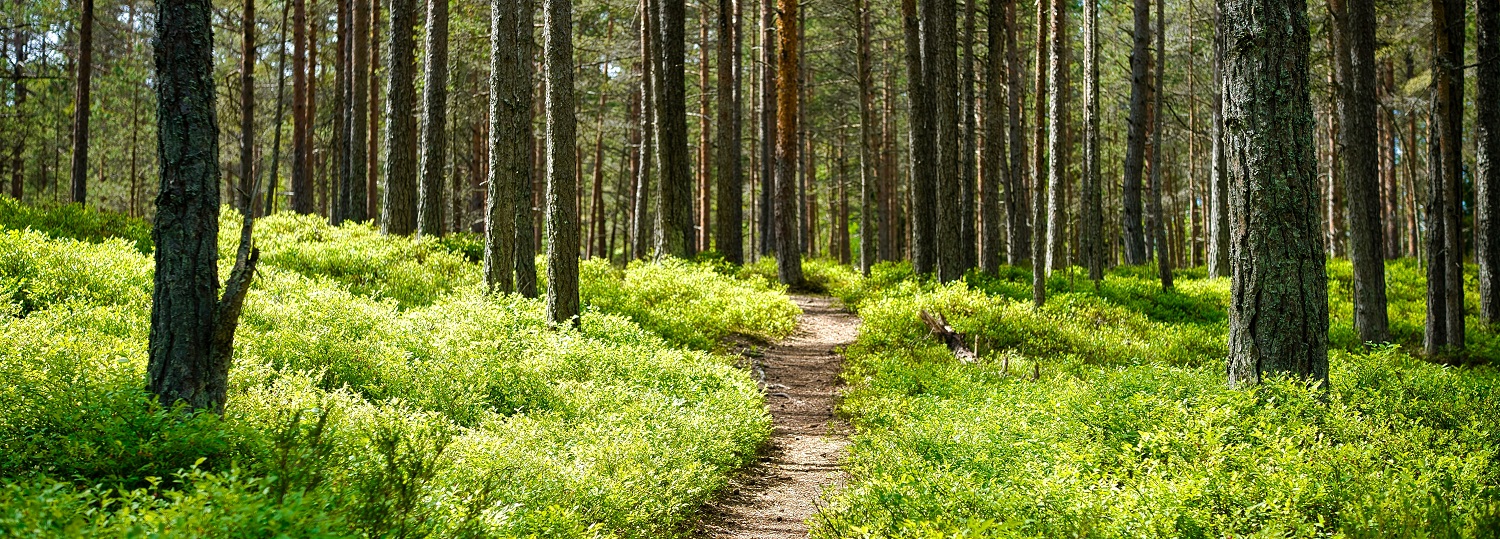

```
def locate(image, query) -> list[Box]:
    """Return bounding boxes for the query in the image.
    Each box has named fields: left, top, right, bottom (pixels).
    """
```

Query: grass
left=813, top=262, right=1500, bottom=538
left=0, top=206, right=801, bottom=538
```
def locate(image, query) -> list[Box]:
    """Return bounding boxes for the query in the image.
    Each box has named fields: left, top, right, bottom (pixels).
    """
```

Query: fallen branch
left=919, top=311, right=978, bottom=364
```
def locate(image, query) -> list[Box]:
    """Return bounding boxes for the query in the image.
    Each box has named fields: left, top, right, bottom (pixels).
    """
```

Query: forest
left=1, top=0, right=1498, bottom=535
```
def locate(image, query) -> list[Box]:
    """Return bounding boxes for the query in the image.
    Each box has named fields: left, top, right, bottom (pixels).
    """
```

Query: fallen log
left=919, top=310, right=978, bottom=364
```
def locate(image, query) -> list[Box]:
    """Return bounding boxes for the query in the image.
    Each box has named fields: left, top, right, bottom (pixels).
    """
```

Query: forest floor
left=698, top=295, right=858, bottom=539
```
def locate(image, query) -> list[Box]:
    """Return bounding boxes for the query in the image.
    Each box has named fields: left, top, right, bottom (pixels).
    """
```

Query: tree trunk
left=932, top=0, right=961, bottom=282
left=855, top=0, right=878, bottom=273
left=1333, top=0, right=1389, bottom=341
left=1223, top=0, right=1328, bottom=387
left=347, top=0, right=368, bottom=221
left=979, top=0, right=1004, bottom=273
left=1030, top=0, right=1048, bottom=306
left=1082, top=0, right=1102, bottom=281
left=485, top=0, right=531, bottom=292
left=332, top=0, right=350, bottom=224
left=265, top=0, right=292, bottom=217
left=634, top=0, right=656, bottom=260
left=655, top=0, right=695, bottom=257
left=1424, top=0, right=1466, bottom=356
left=1207, top=1, right=1229, bottom=277
left=367, top=0, right=381, bottom=219
left=958, top=0, right=978, bottom=273
left=70, top=0, right=94, bottom=205
left=545, top=0, right=579, bottom=323
left=291, top=0, right=311, bottom=214
left=1121, top=0, right=1149, bottom=265
left=1004, top=0, right=1028, bottom=266
left=903, top=0, right=936, bottom=275
left=1150, top=0, right=1172, bottom=290
left=1476, top=0, right=1499, bottom=323
left=775, top=0, right=803, bottom=286
left=417, top=0, right=449, bottom=236
left=11, top=30, right=26, bottom=201
left=759, top=0, right=777, bottom=257
left=1045, top=0, right=1067, bottom=273
left=717, top=0, right=744, bottom=263
left=698, top=3, right=712, bottom=252
left=239, top=0, right=257, bottom=214
left=381, top=0, right=418, bottom=233
left=149, top=0, right=260, bottom=413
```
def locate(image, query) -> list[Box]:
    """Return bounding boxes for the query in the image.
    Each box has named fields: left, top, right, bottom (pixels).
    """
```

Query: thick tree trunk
left=70, top=0, right=93, bottom=205
left=1044, top=0, right=1067, bottom=273
left=958, top=0, right=978, bottom=273
left=417, top=0, right=449, bottom=236
left=1030, top=0, right=1048, bottom=306
left=291, top=0, right=312, bottom=214
left=1082, top=0, right=1102, bottom=281
left=1334, top=0, right=1389, bottom=342
left=1424, top=0, right=1466, bottom=356
left=1207, top=2, right=1229, bottom=277
left=149, top=0, right=259, bottom=413
left=1150, top=0, right=1172, bottom=290
left=903, top=0, right=936, bottom=275
left=239, top=0, right=256, bottom=214
left=775, top=0, right=803, bottom=286
left=931, top=0, right=961, bottom=282
left=855, top=0, right=878, bottom=273
left=347, top=0, right=368, bottom=222
left=1004, top=0, right=1028, bottom=266
left=1476, top=0, right=1499, bottom=323
left=485, top=0, right=531, bottom=292
left=1223, top=0, right=1328, bottom=387
left=545, top=0, right=579, bottom=323
left=980, top=0, right=1007, bottom=274
left=716, top=0, right=744, bottom=264
left=655, top=0, right=695, bottom=257
left=381, top=0, right=419, bottom=234
left=1121, top=0, right=1150, bottom=265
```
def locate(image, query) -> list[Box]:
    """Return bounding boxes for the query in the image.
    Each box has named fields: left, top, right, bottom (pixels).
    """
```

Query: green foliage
left=0, top=196, right=153, bottom=254
left=815, top=264, right=1500, bottom=538
left=0, top=206, right=792, bottom=538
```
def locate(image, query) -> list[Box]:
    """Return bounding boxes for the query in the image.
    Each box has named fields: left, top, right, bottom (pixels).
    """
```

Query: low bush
left=0, top=196, right=152, bottom=253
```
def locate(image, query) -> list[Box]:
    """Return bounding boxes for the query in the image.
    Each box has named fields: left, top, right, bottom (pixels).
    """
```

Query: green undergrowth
left=0, top=207, right=798, bottom=537
left=814, top=262, right=1500, bottom=538
left=0, top=195, right=153, bottom=254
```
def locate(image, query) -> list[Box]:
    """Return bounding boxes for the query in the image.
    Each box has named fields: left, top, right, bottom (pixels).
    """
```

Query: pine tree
left=417, top=0, right=450, bottom=236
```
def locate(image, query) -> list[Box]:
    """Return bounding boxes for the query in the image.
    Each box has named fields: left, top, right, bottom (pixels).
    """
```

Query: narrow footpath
left=699, top=295, right=860, bottom=539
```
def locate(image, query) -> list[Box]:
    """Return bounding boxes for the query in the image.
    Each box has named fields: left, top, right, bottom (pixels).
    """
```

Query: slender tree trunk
left=1121, top=0, right=1150, bottom=264
left=1424, top=0, right=1467, bottom=356
left=1082, top=0, right=1102, bottom=281
left=1333, top=0, right=1389, bottom=341
left=265, top=0, right=292, bottom=216
left=902, top=0, right=936, bottom=275
left=367, top=0, right=382, bottom=219
left=1476, top=0, right=1499, bottom=323
left=655, top=0, right=695, bottom=257
left=1223, top=0, right=1328, bottom=387
left=417, top=0, right=450, bottom=236
left=333, top=0, right=350, bottom=224
left=979, top=0, right=1005, bottom=273
left=239, top=0, right=257, bottom=214
left=1045, top=0, right=1067, bottom=273
left=381, top=0, right=418, bottom=233
left=1030, top=0, right=1049, bottom=305
left=932, top=0, right=962, bottom=282
left=291, top=0, right=311, bottom=213
left=634, top=0, right=656, bottom=260
left=759, top=0, right=777, bottom=257
left=1004, top=0, right=1028, bottom=266
left=1150, top=0, right=1172, bottom=289
left=958, top=0, right=978, bottom=273
left=70, top=0, right=94, bottom=205
left=698, top=3, right=712, bottom=252
left=347, top=0, right=368, bottom=221
left=307, top=21, right=320, bottom=215
left=545, top=0, right=578, bottom=322
left=717, top=0, right=744, bottom=263
left=1207, top=1, right=1229, bottom=276
left=775, top=0, right=803, bottom=286
left=149, top=0, right=260, bottom=413
left=855, top=0, right=878, bottom=272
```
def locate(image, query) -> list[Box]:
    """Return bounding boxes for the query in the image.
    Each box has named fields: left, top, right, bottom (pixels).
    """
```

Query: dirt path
left=699, top=295, right=859, bottom=539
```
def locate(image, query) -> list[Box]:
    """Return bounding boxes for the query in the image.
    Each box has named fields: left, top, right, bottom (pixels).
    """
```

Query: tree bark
left=1121, top=0, right=1150, bottom=265
left=1082, top=0, right=1102, bottom=281
left=545, top=0, right=578, bottom=323
left=417, top=0, right=450, bottom=236
left=70, top=0, right=93, bottom=205
left=1333, top=0, right=1389, bottom=342
left=855, top=0, right=878, bottom=273
left=933, top=0, right=962, bottom=282
left=485, top=0, right=531, bottom=292
left=382, top=0, right=418, bottom=234
left=1045, top=0, right=1067, bottom=273
left=698, top=3, right=712, bottom=252
left=775, top=0, right=803, bottom=286
left=1004, top=0, right=1028, bottom=266
left=978, top=0, right=1004, bottom=274
left=1222, top=0, right=1328, bottom=388
left=1476, top=0, right=1499, bottom=323
left=903, top=0, right=936, bottom=275
left=717, top=0, right=744, bottom=263
left=1207, top=1, right=1229, bottom=277
left=958, top=0, right=978, bottom=273
left=367, top=0, right=382, bottom=219
left=1150, top=0, right=1171, bottom=290
left=239, top=0, right=257, bottom=214
left=634, top=0, right=657, bottom=260
left=347, top=0, right=369, bottom=221
left=332, top=0, right=350, bottom=224
left=1030, top=0, right=1048, bottom=306
left=758, top=0, right=777, bottom=257
left=655, top=0, right=695, bottom=258
left=1424, top=0, right=1466, bottom=356
left=11, top=30, right=26, bottom=201
left=291, top=0, right=311, bottom=214
left=149, top=0, right=260, bottom=413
